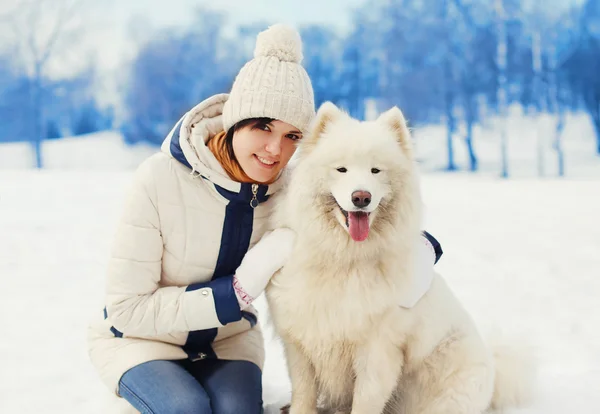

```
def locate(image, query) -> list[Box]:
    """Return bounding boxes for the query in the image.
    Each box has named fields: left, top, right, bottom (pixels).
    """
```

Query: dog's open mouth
left=337, top=203, right=371, bottom=242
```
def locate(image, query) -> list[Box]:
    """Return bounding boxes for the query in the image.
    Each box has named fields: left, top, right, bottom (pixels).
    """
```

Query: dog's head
left=284, top=102, right=421, bottom=243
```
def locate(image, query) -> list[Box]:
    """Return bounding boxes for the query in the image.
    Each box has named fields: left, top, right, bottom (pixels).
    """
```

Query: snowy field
left=1, top=169, right=599, bottom=413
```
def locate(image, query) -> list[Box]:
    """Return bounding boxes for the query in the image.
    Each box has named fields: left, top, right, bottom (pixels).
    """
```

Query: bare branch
left=39, top=0, right=84, bottom=67
left=3, top=0, right=86, bottom=75
left=451, top=0, right=478, bottom=29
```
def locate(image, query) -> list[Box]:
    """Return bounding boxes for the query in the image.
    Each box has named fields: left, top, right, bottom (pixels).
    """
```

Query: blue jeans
left=119, top=359, right=263, bottom=414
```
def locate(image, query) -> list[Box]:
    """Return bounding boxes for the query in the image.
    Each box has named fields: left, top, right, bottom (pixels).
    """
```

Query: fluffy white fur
left=254, top=23, right=303, bottom=63
left=266, top=102, right=535, bottom=414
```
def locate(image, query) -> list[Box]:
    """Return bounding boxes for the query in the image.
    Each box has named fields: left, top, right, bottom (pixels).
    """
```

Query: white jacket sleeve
left=104, top=159, right=242, bottom=337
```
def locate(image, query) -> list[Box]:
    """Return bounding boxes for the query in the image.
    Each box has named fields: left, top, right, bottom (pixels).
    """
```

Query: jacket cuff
left=186, top=275, right=242, bottom=325
left=422, top=231, right=443, bottom=264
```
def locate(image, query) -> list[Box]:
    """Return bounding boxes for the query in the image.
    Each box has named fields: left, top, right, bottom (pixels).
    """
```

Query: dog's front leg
left=284, top=341, right=319, bottom=414
left=351, top=337, right=403, bottom=414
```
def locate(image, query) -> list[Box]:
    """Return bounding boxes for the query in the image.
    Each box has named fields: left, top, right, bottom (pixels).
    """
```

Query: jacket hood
left=160, top=93, right=284, bottom=197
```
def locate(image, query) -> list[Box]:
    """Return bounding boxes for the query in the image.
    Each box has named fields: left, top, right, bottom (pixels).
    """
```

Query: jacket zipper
left=250, top=184, right=259, bottom=208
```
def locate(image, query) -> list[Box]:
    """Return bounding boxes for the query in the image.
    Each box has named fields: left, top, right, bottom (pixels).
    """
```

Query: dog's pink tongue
left=348, top=212, right=370, bottom=241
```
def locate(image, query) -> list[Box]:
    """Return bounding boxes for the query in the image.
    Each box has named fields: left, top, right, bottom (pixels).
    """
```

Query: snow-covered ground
left=0, top=131, right=156, bottom=170
left=1, top=170, right=599, bottom=413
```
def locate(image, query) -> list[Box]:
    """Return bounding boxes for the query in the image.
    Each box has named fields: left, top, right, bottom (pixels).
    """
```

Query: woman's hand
left=233, top=228, right=296, bottom=308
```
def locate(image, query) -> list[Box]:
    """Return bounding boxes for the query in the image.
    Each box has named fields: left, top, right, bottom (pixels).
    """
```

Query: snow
left=1, top=170, right=599, bottom=413
left=1, top=111, right=599, bottom=413
left=0, top=131, right=156, bottom=170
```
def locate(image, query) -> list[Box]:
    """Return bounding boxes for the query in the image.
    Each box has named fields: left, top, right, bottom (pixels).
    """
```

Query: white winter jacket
left=87, top=94, right=284, bottom=397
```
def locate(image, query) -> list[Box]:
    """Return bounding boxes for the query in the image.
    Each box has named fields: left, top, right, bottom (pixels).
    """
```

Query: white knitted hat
left=222, top=24, right=315, bottom=134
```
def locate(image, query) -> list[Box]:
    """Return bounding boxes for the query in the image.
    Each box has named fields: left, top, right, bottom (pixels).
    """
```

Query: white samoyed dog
left=265, top=102, right=535, bottom=414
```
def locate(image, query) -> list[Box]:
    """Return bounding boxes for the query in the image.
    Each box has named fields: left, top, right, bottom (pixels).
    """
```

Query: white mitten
left=398, top=234, right=437, bottom=308
left=233, top=228, right=296, bottom=309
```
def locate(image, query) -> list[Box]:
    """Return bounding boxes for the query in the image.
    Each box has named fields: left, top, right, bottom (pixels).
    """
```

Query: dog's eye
left=336, top=167, right=347, bottom=173
left=371, top=168, right=381, bottom=174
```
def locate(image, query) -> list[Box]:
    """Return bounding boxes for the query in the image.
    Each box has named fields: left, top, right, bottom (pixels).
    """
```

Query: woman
left=88, top=24, right=442, bottom=414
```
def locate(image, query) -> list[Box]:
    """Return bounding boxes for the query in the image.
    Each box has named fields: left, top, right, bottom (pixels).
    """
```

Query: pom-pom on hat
left=222, top=24, right=315, bottom=134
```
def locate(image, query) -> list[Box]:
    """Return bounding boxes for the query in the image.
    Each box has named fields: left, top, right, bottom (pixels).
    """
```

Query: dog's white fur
left=266, top=102, right=535, bottom=414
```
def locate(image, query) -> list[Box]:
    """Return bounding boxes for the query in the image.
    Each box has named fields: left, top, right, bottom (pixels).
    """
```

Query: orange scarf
left=207, top=131, right=254, bottom=183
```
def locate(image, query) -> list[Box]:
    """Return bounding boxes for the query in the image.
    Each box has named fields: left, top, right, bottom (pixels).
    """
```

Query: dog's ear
left=377, top=106, right=413, bottom=156
left=302, top=102, right=343, bottom=151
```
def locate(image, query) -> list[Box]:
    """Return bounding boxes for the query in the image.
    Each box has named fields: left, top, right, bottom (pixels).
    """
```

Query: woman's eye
left=286, top=134, right=301, bottom=141
left=337, top=167, right=347, bottom=173
left=254, top=123, right=270, bottom=132
left=371, top=168, right=381, bottom=174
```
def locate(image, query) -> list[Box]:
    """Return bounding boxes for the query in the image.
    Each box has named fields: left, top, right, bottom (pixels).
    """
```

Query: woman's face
left=232, top=119, right=302, bottom=184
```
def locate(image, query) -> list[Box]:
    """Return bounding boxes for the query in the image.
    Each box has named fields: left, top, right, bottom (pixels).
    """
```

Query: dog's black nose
left=352, top=191, right=371, bottom=208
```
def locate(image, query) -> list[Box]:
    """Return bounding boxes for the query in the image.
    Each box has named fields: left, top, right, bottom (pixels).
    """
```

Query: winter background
left=1, top=0, right=599, bottom=412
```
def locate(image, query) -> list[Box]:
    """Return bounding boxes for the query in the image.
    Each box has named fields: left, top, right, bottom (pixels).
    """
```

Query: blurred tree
left=495, top=0, right=510, bottom=177
left=121, top=8, right=235, bottom=145
left=0, top=59, right=29, bottom=142
left=337, top=13, right=384, bottom=119
left=2, top=0, right=88, bottom=167
left=46, top=120, right=62, bottom=139
left=573, top=0, right=600, bottom=154
left=72, top=101, right=101, bottom=135
left=378, top=0, right=445, bottom=124
left=300, top=26, right=341, bottom=110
